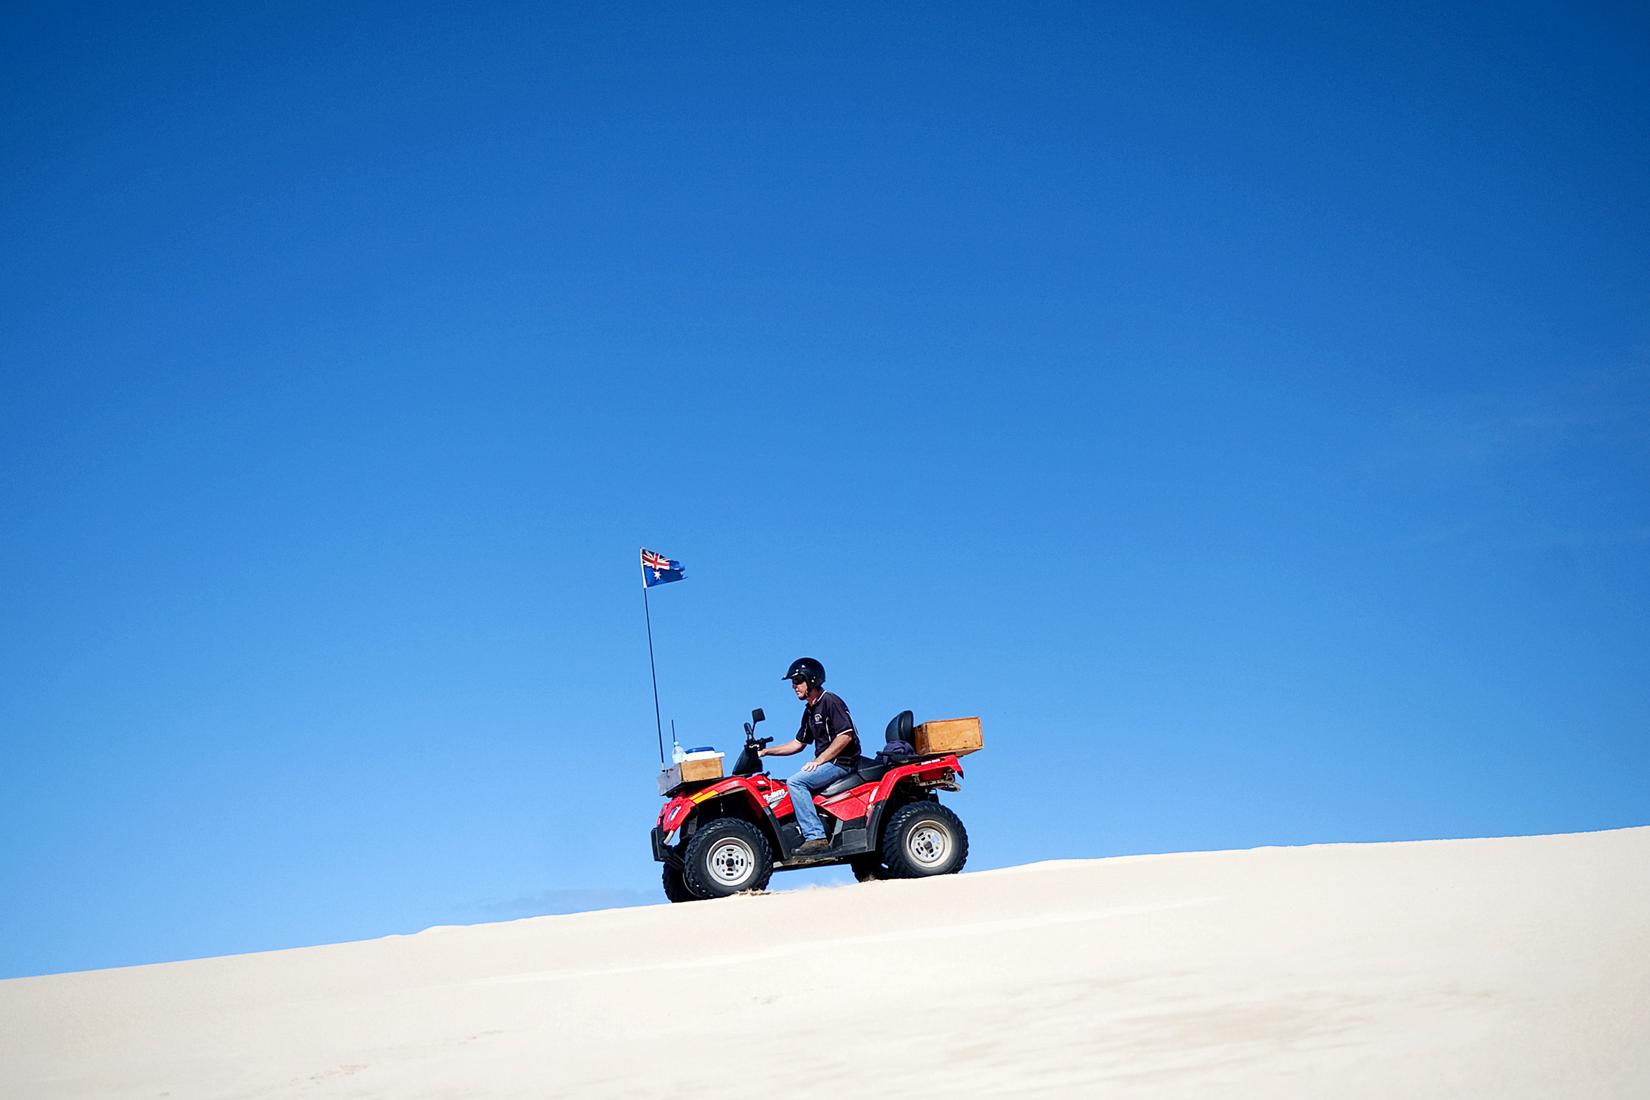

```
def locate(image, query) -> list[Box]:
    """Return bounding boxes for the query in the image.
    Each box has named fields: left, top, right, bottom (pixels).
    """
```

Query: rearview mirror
left=751, top=708, right=765, bottom=724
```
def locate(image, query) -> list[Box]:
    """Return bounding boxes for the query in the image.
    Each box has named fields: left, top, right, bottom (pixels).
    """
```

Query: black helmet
left=782, top=657, right=825, bottom=688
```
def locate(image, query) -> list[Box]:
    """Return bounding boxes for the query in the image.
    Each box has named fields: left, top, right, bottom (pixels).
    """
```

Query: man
left=759, top=657, right=861, bottom=855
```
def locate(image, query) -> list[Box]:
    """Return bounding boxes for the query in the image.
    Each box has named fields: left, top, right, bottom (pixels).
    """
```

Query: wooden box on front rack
left=913, top=716, right=983, bottom=757
left=657, top=753, right=725, bottom=795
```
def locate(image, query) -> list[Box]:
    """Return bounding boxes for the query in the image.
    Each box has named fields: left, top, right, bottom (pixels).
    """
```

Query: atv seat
left=820, top=758, right=892, bottom=797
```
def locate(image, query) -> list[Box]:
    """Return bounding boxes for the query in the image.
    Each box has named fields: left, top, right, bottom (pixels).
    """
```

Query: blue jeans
left=786, top=760, right=853, bottom=841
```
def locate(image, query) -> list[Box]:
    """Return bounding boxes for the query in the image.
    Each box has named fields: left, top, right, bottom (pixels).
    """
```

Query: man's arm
left=760, top=739, right=804, bottom=758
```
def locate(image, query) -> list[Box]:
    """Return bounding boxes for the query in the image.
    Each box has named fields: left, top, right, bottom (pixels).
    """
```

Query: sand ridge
left=3, top=827, right=1647, bottom=1098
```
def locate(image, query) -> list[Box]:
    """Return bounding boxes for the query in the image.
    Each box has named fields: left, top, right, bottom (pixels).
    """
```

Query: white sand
left=4, top=827, right=1647, bottom=1098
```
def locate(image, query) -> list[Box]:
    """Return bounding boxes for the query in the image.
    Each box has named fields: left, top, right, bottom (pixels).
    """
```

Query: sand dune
left=4, top=827, right=1647, bottom=1098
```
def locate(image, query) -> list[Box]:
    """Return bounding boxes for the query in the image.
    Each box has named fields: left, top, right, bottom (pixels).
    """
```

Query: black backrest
left=875, top=710, right=918, bottom=766
left=885, top=709, right=913, bottom=745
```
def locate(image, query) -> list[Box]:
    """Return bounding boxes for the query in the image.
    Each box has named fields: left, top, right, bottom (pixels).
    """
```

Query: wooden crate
left=657, top=753, right=724, bottom=795
left=913, top=716, right=983, bottom=757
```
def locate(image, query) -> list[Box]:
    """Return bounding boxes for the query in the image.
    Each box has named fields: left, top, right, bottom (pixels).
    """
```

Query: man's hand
left=801, top=759, right=819, bottom=772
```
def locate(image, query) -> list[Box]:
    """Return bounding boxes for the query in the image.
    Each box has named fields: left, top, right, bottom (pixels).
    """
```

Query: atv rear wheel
left=681, top=818, right=774, bottom=899
left=881, top=801, right=968, bottom=879
left=662, top=863, right=699, bottom=903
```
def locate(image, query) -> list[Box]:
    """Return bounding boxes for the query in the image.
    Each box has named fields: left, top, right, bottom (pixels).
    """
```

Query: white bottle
left=671, top=737, right=686, bottom=764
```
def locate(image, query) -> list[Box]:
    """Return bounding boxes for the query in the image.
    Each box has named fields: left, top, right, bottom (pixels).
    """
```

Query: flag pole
left=641, top=553, right=665, bottom=764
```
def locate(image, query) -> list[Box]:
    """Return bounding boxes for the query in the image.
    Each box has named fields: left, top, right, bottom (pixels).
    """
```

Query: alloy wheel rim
left=708, top=839, right=755, bottom=886
left=908, top=823, right=949, bottom=866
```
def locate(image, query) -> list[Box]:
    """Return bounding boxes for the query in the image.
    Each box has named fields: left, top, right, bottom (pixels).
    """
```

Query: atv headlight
left=660, top=799, right=692, bottom=832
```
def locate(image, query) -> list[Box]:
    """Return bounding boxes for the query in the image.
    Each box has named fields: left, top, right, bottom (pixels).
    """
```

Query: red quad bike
left=652, top=707, right=971, bottom=901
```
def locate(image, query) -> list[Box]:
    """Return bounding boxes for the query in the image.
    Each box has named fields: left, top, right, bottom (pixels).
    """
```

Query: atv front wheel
left=881, top=801, right=968, bottom=879
left=662, top=863, right=699, bottom=903
left=681, top=818, right=774, bottom=899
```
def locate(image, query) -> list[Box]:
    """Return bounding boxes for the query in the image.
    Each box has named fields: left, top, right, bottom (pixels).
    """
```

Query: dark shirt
left=797, top=691, right=859, bottom=763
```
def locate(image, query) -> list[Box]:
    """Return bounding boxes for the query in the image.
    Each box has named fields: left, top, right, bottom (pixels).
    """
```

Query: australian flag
left=640, top=547, right=686, bottom=588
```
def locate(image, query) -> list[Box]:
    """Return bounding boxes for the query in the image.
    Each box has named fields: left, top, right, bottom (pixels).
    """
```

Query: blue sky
left=2, top=1, right=1646, bottom=979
